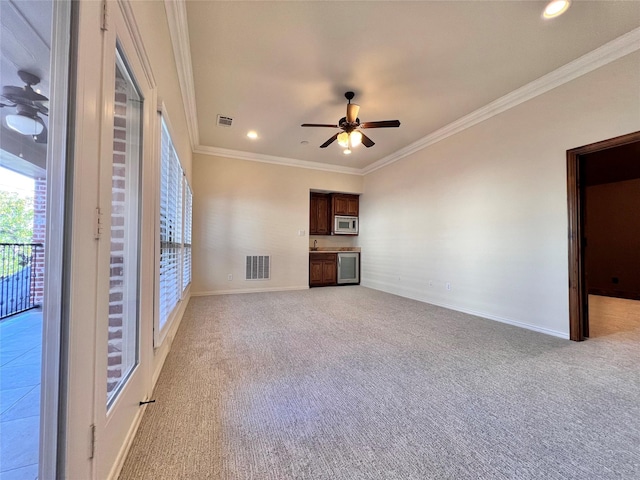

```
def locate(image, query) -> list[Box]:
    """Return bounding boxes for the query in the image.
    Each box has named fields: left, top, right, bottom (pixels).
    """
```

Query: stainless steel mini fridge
left=337, top=252, right=360, bottom=284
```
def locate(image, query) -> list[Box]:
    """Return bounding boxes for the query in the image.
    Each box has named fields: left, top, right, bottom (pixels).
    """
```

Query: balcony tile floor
left=0, top=310, right=42, bottom=480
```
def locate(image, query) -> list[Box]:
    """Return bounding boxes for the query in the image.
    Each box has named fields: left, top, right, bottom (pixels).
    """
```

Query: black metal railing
left=0, top=243, right=42, bottom=319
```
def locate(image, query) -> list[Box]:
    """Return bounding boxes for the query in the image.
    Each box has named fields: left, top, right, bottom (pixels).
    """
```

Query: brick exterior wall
left=32, top=177, right=46, bottom=306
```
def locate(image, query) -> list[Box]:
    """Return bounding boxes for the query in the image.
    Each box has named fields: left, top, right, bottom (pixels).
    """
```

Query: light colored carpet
left=119, top=287, right=640, bottom=479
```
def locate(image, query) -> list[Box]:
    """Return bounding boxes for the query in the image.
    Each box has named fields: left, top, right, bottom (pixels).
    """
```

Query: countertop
left=309, top=247, right=361, bottom=253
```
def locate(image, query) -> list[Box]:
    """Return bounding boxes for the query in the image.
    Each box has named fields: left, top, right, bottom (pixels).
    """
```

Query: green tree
left=0, top=190, right=34, bottom=277
left=0, top=190, right=34, bottom=243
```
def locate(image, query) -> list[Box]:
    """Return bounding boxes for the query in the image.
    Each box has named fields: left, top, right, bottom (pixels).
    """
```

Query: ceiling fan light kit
left=337, top=131, right=349, bottom=148
left=350, top=130, right=362, bottom=147
left=1, top=70, right=49, bottom=144
left=301, top=91, right=400, bottom=153
left=6, top=111, right=44, bottom=135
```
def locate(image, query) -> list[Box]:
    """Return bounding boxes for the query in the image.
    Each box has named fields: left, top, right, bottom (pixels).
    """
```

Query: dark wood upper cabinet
left=332, top=193, right=359, bottom=216
left=310, top=192, right=359, bottom=236
left=310, top=193, right=331, bottom=235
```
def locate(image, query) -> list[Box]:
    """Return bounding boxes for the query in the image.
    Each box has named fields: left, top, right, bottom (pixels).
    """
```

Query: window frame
left=154, top=103, right=191, bottom=347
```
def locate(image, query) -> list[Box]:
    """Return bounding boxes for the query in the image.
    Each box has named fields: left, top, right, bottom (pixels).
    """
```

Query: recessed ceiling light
left=247, top=131, right=258, bottom=139
left=343, top=149, right=352, bottom=155
left=543, top=0, right=570, bottom=19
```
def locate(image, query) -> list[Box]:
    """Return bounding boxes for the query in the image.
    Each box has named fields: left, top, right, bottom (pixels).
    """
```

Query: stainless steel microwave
left=334, top=215, right=358, bottom=235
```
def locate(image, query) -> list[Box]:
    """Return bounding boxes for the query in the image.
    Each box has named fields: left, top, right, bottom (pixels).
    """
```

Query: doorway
left=567, top=130, right=640, bottom=341
left=0, top=1, right=72, bottom=478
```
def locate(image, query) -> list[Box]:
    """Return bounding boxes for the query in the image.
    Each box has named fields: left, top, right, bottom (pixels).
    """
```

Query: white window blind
left=183, top=181, right=192, bottom=291
left=159, top=118, right=185, bottom=332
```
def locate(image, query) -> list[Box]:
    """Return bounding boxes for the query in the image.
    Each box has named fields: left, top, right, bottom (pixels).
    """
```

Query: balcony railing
left=0, top=243, right=42, bottom=319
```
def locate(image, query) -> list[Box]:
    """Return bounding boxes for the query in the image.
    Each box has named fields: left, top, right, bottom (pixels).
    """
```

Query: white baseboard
left=106, top=293, right=192, bottom=480
left=361, top=280, right=569, bottom=340
left=431, top=300, right=569, bottom=339
left=107, top=403, right=147, bottom=480
left=191, top=285, right=309, bottom=296
left=152, top=292, right=190, bottom=388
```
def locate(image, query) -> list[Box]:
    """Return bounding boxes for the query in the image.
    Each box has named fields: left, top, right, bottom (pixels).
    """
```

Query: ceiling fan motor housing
left=1, top=70, right=49, bottom=143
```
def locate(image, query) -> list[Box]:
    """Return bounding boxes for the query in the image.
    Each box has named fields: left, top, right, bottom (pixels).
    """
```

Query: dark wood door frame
left=567, top=130, right=640, bottom=341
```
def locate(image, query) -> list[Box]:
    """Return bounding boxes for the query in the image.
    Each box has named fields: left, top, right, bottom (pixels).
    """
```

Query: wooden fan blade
left=301, top=123, right=339, bottom=128
left=320, top=133, right=339, bottom=148
left=346, top=104, right=360, bottom=123
left=360, top=132, right=375, bottom=148
left=360, top=120, right=401, bottom=129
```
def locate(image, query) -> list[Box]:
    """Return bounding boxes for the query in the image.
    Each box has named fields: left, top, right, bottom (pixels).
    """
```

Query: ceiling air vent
left=216, top=115, right=233, bottom=127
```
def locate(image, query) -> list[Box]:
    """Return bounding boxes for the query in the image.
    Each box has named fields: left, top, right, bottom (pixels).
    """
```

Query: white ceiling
left=182, top=1, right=640, bottom=172
left=0, top=0, right=51, bottom=175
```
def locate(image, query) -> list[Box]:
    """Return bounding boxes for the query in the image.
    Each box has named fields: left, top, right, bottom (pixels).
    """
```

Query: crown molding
left=164, top=0, right=199, bottom=149
left=362, top=26, right=640, bottom=175
left=164, top=5, right=638, bottom=177
left=193, top=145, right=364, bottom=176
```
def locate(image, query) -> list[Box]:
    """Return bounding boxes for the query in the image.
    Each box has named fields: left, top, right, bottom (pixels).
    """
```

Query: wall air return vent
left=216, top=115, right=233, bottom=127
left=246, top=255, right=270, bottom=280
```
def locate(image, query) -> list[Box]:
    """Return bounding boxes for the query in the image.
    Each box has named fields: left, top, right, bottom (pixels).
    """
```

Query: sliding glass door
left=0, top=1, right=71, bottom=478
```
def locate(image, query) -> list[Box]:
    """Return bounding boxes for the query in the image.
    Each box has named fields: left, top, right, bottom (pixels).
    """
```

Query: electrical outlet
left=446, top=282, right=451, bottom=291
left=227, top=274, right=233, bottom=281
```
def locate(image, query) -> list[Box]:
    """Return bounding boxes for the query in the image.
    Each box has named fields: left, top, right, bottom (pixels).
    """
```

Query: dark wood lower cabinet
left=309, top=253, right=337, bottom=287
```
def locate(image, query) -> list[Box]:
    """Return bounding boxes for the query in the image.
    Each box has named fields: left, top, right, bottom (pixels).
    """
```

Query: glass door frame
left=38, top=0, right=73, bottom=478
left=93, top=1, right=157, bottom=478
left=63, top=1, right=157, bottom=477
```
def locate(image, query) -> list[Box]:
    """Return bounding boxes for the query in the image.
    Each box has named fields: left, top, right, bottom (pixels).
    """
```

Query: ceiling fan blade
left=360, top=120, right=401, bottom=129
left=319, top=133, right=339, bottom=148
left=360, top=132, right=375, bottom=148
left=34, top=125, right=48, bottom=144
left=346, top=103, right=360, bottom=123
left=301, top=123, right=339, bottom=128
left=1, top=85, right=48, bottom=104
left=35, top=101, right=49, bottom=116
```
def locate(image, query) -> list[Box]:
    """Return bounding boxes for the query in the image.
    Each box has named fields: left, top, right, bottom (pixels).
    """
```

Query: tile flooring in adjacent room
left=0, top=310, right=42, bottom=480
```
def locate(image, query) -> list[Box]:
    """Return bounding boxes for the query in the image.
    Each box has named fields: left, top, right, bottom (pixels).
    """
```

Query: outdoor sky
left=0, top=165, right=34, bottom=197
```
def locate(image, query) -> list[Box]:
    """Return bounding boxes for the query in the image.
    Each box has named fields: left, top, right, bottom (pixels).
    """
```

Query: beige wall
left=130, top=0, right=192, bottom=180
left=127, top=0, right=194, bottom=387
left=360, top=51, right=640, bottom=338
left=192, top=154, right=363, bottom=294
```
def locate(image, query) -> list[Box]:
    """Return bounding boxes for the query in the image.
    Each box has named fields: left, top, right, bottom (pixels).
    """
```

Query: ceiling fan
left=301, top=91, right=400, bottom=153
left=1, top=70, right=49, bottom=144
